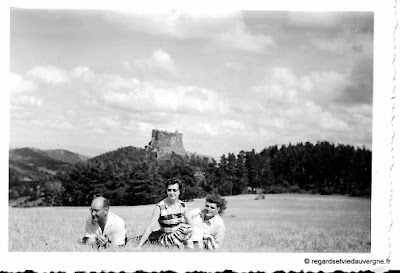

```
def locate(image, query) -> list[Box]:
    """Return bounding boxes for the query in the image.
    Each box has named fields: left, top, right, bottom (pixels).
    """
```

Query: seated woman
left=136, top=178, right=193, bottom=249
left=185, top=193, right=227, bottom=249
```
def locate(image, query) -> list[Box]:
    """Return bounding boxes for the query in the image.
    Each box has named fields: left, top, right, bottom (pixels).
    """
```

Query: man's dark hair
left=206, top=194, right=227, bottom=215
left=102, top=197, right=110, bottom=209
left=165, top=177, right=183, bottom=191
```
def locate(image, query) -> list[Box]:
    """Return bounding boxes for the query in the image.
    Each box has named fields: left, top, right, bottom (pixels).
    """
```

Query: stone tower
left=147, top=129, right=186, bottom=158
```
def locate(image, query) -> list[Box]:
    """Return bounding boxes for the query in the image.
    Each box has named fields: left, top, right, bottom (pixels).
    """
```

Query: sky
left=9, top=9, right=374, bottom=159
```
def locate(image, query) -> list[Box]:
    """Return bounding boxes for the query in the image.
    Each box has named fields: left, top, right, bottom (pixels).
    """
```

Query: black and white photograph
left=3, top=0, right=399, bottom=272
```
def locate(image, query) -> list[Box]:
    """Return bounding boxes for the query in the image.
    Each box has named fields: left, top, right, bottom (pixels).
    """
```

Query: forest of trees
left=9, top=141, right=372, bottom=207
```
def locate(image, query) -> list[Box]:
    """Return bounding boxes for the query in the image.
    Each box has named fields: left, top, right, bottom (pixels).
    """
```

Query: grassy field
left=8, top=194, right=371, bottom=252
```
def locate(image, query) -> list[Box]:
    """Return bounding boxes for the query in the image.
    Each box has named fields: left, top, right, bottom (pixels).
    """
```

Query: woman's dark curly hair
left=206, top=194, right=227, bottom=215
left=164, top=177, right=183, bottom=191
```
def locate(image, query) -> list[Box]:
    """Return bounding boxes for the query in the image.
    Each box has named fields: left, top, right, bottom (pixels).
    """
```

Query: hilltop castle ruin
left=146, top=129, right=186, bottom=158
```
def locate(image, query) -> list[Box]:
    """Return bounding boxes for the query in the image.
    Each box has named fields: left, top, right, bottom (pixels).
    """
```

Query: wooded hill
left=10, top=148, right=75, bottom=182
left=9, top=141, right=371, bottom=207
left=9, top=147, right=88, bottom=204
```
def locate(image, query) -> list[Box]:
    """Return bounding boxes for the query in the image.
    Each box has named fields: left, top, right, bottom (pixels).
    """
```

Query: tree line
left=9, top=141, right=371, bottom=206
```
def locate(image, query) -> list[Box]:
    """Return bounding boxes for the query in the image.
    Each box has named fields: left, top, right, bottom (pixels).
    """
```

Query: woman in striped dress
left=136, top=178, right=193, bottom=249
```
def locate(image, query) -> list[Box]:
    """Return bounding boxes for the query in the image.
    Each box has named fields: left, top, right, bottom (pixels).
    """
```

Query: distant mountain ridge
left=44, top=149, right=90, bottom=164
left=9, top=147, right=90, bottom=183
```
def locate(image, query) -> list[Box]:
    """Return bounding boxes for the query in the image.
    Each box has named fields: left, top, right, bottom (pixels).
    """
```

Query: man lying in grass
left=185, top=194, right=227, bottom=249
left=81, top=196, right=127, bottom=248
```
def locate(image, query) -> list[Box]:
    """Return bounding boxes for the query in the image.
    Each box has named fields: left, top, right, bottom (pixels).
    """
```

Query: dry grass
left=9, top=194, right=370, bottom=252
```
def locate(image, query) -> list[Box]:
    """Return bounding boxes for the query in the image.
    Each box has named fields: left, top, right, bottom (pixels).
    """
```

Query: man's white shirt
left=187, top=208, right=225, bottom=246
left=85, top=211, right=126, bottom=246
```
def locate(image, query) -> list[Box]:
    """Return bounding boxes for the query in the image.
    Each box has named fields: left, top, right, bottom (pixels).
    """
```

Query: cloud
left=245, top=64, right=370, bottom=147
left=309, top=37, right=351, bottom=55
left=303, top=101, right=351, bottom=132
left=10, top=72, right=42, bottom=108
left=135, top=121, right=153, bottom=133
left=28, top=119, right=74, bottom=130
left=247, top=100, right=351, bottom=135
left=133, top=49, right=177, bottom=76
left=344, top=103, right=372, bottom=118
left=224, top=61, right=245, bottom=71
left=309, top=32, right=373, bottom=56
left=48, top=121, right=74, bottom=130
left=26, top=66, right=69, bottom=85
left=253, top=84, right=299, bottom=106
left=271, top=67, right=298, bottom=87
left=38, top=66, right=228, bottom=121
left=216, top=20, right=275, bottom=52
left=102, top=81, right=223, bottom=115
left=303, top=71, right=349, bottom=104
left=92, top=127, right=105, bottom=135
left=287, top=12, right=342, bottom=29
left=339, top=57, right=373, bottom=104
left=72, top=66, right=95, bottom=80
left=286, top=12, right=373, bottom=57
left=223, top=119, right=246, bottom=130
left=252, top=67, right=302, bottom=107
left=188, top=122, right=220, bottom=136
left=11, top=94, right=42, bottom=107
left=110, top=10, right=237, bottom=37
left=108, top=10, right=274, bottom=53
left=253, top=63, right=371, bottom=109
left=230, top=102, right=267, bottom=116
left=77, top=115, right=124, bottom=137
left=152, top=50, right=176, bottom=73
left=119, top=120, right=154, bottom=137
left=222, top=119, right=247, bottom=135
left=9, top=72, right=37, bottom=94
left=99, top=116, right=120, bottom=129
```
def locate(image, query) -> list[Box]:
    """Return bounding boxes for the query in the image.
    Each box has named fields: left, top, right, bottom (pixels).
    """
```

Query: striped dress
left=156, top=199, right=193, bottom=247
